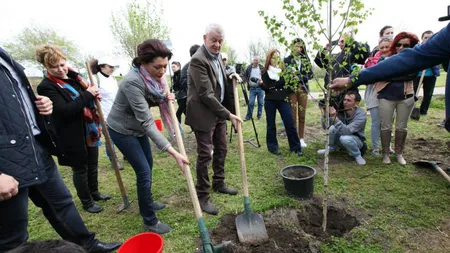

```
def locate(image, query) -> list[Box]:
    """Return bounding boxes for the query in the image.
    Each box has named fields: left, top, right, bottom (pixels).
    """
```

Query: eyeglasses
left=395, top=43, right=410, bottom=48
left=106, top=65, right=116, bottom=69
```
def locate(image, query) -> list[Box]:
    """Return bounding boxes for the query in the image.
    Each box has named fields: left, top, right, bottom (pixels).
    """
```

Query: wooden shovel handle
left=415, top=70, right=426, bottom=94
left=167, top=100, right=203, bottom=219
left=432, top=163, right=450, bottom=183
left=232, top=78, right=249, bottom=197
left=85, top=62, right=128, bottom=199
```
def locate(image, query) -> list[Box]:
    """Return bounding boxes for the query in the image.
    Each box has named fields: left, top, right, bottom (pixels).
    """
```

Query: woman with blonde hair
left=260, top=49, right=302, bottom=156
left=36, top=45, right=110, bottom=213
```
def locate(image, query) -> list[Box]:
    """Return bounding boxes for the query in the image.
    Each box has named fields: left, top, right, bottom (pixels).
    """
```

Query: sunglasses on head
left=395, top=43, right=410, bottom=48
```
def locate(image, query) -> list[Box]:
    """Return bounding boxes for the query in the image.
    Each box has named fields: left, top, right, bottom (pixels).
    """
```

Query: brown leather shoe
left=213, top=186, right=238, bottom=195
left=200, top=200, right=219, bottom=215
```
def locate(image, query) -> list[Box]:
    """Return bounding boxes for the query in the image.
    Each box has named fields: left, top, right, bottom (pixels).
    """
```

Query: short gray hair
left=205, top=23, right=224, bottom=36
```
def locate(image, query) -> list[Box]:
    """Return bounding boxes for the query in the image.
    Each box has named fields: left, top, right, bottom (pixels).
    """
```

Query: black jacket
left=314, top=41, right=370, bottom=87
left=0, top=48, right=61, bottom=188
left=261, top=71, right=289, bottom=101
left=172, top=70, right=185, bottom=99
left=37, top=71, right=96, bottom=167
left=284, top=54, right=314, bottom=91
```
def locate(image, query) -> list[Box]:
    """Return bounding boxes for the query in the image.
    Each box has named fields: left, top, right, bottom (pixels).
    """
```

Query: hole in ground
left=208, top=197, right=362, bottom=253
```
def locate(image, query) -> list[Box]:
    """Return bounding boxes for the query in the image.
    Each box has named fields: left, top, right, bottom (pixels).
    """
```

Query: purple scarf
left=137, top=66, right=175, bottom=140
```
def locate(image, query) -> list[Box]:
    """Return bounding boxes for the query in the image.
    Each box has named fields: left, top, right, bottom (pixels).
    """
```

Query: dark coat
left=284, top=54, right=314, bottom=91
left=185, top=45, right=232, bottom=132
left=37, top=71, right=95, bottom=167
left=314, top=41, right=370, bottom=88
left=261, top=71, right=289, bottom=101
left=0, top=47, right=62, bottom=188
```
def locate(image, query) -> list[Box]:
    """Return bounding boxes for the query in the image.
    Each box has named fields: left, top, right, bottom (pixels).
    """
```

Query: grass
left=27, top=85, right=450, bottom=253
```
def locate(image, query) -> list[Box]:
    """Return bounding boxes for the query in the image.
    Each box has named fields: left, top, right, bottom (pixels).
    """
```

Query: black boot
left=87, top=153, right=111, bottom=202
left=72, top=167, right=103, bottom=213
left=92, top=192, right=112, bottom=201
left=89, top=241, right=122, bottom=253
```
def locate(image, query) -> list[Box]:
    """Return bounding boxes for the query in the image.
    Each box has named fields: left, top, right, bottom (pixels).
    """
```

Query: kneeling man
left=318, top=91, right=367, bottom=165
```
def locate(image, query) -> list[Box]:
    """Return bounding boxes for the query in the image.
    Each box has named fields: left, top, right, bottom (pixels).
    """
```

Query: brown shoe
left=213, top=186, right=238, bottom=195
left=200, top=200, right=219, bottom=215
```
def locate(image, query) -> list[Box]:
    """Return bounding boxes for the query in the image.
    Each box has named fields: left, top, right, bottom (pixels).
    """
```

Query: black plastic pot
left=280, top=165, right=316, bottom=199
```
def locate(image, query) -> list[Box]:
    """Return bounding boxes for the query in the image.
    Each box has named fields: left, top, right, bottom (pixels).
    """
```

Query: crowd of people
left=1, top=11, right=450, bottom=252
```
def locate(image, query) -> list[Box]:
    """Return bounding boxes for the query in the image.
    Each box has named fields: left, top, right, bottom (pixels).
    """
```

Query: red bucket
left=154, top=119, right=163, bottom=132
left=118, top=232, right=164, bottom=253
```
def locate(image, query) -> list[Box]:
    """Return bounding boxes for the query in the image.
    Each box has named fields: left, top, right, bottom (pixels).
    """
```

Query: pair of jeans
left=107, top=127, right=158, bottom=226
left=368, top=107, right=381, bottom=150
left=289, top=87, right=308, bottom=139
left=245, top=87, right=264, bottom=120
left=264, top=99, right=301, bottom=153
left=194, top=120, right=227, bottom=202
left=413, top=76, right=437, bottom=115
left=0, top=141, right=97, bottom=253
left=329, top=125, right=363, bottom=157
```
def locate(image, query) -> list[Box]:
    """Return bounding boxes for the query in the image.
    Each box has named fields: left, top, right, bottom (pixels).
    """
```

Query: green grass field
left=26, top=89, right=450, bottom=252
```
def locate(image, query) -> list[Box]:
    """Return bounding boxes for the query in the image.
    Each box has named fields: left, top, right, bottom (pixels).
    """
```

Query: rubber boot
left=88, top=163, right=111, bottom=201
left=395, top=130, right=408, bottom=165
left=73, top=168, right=103, bottom=213
left=380, top=130, right=392, bottom=164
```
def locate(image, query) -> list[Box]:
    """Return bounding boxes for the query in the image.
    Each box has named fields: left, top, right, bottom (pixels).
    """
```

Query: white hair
left=205, top=23, right=224, bottom=36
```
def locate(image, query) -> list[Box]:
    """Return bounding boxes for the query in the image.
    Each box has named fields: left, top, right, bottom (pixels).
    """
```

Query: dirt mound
left=407, top=138, right=450, bottom=169
left=210, top=198, right=363, bottom=253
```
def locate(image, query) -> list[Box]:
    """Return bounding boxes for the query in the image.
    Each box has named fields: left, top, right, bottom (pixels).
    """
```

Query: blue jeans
left=0, top=142, right=97, bottom=253
left=108, top=127, right=158, bottom=226
left=245, top=87, right=264, bottom=120
left=369, top=107, right=381, bottom=150
left=329, top=125, right=363, bottom=157
left=264, top=100, right=301, bottom=153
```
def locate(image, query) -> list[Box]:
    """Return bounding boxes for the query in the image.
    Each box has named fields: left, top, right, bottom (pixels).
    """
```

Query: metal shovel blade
left=413, top=160, right=441, bottom=169
left=116, top=200, right=132, bottom=213
left=235, top=212, right=269, bottom=244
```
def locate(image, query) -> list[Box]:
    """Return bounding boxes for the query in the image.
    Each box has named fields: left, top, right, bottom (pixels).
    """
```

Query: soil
left=282, top=166, right=315, bottom=179
left=406, top=138, right=450, bottom=169
left=209, top=197, right=366, bottom=253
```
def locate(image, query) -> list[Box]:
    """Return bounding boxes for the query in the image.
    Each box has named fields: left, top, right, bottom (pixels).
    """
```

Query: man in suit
left=186, top=23, right=241, bottom=215
left=0, top=47, right=121, bottom=253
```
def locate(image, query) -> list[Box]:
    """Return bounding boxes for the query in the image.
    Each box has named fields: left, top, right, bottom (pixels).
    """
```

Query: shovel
left=232, top=77, right=269, bottom=244
left=411, top=70, right=426, bottom=120
left=85, top=62, right=132, bottom=213
left=413, top=160, right=450, bottom=183
left=167, top=100, right=230, bottom=253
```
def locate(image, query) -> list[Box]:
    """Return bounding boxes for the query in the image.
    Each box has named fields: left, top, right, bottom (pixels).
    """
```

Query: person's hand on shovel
left=87, top=85, right=102, bottom=99
left=228, top=113, right=242, bottom=130
left=167, top=147, right=190, bottom=174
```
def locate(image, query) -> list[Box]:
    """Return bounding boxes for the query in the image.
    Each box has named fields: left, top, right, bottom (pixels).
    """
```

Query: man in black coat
left=0, top=47, right=121, bottom=253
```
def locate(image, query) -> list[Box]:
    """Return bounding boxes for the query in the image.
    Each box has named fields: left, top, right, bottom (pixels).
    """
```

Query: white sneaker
left=355, top=155, right=366, bottom=165
left=317, top=147, right=335, bottom=155
left=300, top=139, right=307, bottom=148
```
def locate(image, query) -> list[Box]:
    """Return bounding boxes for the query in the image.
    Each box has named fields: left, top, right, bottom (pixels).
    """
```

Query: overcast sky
left=1, top=0, right=449, bottom=75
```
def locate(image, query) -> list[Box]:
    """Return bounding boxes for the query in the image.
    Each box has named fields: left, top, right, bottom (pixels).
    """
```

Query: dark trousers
left=71, top=147, right=99, bottom=208
left=176, top=97, right=187, bottom=123
left=414, top=76, right=437, bottom=115
left=264, top=99, right=301, bottom=153
left=194, top=120, right=227, bottom=202
left=0, top=142, right=97, bottom=253
left=108, top=127, right=158, bottom=226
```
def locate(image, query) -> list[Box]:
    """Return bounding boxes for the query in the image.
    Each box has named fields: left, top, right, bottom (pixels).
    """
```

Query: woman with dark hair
left=89, top=57, right=124, bottom=170
left=370, top=25, right=394, bottom=57
left=284, top=38, right=313, bottom=148
left=106, top=39, right=189, bottom=234
left=36, top=45, right=111, bottom=214
left=372, top=32, right=419, bottom=165
left=261, top=49, right=302, bottom=156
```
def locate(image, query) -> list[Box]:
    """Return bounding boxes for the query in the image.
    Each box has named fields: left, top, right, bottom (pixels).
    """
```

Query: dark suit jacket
left=185, top=45, right=232, bottom=132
